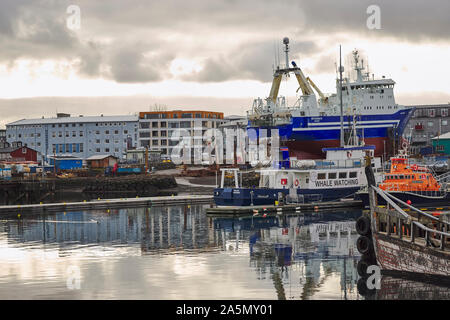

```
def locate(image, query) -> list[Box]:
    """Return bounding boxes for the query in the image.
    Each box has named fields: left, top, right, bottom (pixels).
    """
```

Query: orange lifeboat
left=379, top=157, right=441, bottom=192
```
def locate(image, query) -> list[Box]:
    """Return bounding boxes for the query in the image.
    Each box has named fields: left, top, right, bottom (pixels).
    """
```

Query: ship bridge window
left=317, top=173, right=326, bottom=180
left=349, top=172, right=357, bottom=178
left=328, top=172, right=337, bottom=179
left=339, top=172, right=347, bottom=179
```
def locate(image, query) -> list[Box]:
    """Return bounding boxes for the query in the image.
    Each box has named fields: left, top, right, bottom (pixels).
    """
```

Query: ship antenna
left=339, top=45, right=344, bottom=147
left=283, top=37, right=289, bottom=70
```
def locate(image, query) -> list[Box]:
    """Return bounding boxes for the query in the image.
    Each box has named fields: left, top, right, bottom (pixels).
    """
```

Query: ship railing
left=369, top=186, right=450, bottom=250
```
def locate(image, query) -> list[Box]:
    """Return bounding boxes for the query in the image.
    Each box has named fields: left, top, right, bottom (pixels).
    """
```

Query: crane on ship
left=268, top=37, right=316, bottom=104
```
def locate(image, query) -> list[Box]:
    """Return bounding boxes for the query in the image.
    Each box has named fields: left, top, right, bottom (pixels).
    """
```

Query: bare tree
left=149, top=103, right=168, bottom=112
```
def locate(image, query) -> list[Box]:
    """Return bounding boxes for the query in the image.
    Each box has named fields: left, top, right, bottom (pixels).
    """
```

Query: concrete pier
left=0, top=195, right=213, bottom=216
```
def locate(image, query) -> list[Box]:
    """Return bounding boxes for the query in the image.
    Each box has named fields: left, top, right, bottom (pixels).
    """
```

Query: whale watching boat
left=246, top=37, right=415, bottom=160
left=214, top=144, right=382, bottom=207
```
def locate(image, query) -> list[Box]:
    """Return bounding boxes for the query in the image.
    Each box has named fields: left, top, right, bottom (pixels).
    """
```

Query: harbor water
left=0, top=205, right=448, bottom=299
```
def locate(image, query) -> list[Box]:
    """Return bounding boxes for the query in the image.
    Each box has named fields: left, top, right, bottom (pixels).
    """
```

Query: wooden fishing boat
left=355, top=160, right=450, bottom=281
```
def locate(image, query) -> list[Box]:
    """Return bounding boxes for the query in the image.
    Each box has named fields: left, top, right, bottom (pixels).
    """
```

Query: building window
left=180, top=121, right=191, bottom=128
left=152, top=140, right=159, bottom=146
left=52, top=132, right=56, bottom=138
left=181, top=113, right=192, bottom=118
left=105, top=139, right=110, bottom=143
left=80, top=143, right=83, bottom=152
left=124, top=130, right=128, bottom=134
left=96, top=139, right=100, bottom=144
left=96, top=148, right=100, bottom=152
left=152, top=131, right=158, bottom=137
left=152, top=122, right=159, bottom=128
left=160, top=122, right=167, bottom=128
left=80, top=131, right=84, bottom=136
left=105, top=130, right=110, bottom=134
left=66, top=132, right=69, bottom=137
left=58, top=132, right=62, bottom=137
left=72, top=131, right=76, bottom=137
left=105, top=148, right=110, bottom=152
left=428, top=121, right=434, bottom=127
left=349, top=172, right=357, bottom=178
left=95, top=130, right=100, bottom=134
left=114, top=130, right=119, bottom=134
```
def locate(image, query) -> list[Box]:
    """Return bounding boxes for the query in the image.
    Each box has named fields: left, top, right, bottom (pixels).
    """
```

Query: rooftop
left=7, top=115, right=138, bottom=126
left=432, top=132, right=450, bottom=140
left=86, top=155, right=118, bottom=160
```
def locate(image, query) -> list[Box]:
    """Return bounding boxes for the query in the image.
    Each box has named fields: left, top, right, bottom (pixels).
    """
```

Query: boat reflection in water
left=357, top=267, right=450, bottom=300
left=212, top=210, right=363, bottom=300
left=1, top=205, right=448, bottom=299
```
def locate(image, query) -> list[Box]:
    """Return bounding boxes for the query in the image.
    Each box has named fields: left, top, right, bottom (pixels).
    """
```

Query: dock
left=0, top=195, right=213, bottom=216
left=206, top=199, right=363, bottom=215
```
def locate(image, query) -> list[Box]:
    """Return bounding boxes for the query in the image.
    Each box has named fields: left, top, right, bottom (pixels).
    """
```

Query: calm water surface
left=0, top=205, right=448, bottom=299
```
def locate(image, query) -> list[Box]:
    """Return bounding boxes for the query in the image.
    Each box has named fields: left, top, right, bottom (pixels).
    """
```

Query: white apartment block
left=6, top=113, right=138, bottom=162
left=137, top=110, right=226, bottom=156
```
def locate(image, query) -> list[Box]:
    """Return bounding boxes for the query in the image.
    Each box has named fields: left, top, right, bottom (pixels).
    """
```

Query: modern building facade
left=137, top=110, right=225, bottom=157
left=405, top=104, right=450, bottom=154
left=6, top=113, right=138, bottom=162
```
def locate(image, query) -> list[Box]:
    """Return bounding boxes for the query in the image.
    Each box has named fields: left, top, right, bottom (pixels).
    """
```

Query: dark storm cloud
left=109, top=44, right=174, bottom=83
left=0, top=0, right=449, bottom=84
left=184, top=40, right=319, bottom=82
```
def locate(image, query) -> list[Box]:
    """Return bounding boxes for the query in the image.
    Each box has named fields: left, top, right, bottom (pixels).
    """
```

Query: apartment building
left=6, top=113, right=138, bottom=161
left=405, top=104, right=450, bottom=154
left=137, top=110, right=226, bottom=156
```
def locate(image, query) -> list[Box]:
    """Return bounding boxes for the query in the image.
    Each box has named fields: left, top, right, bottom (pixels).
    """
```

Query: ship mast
left=339, top=45, right=344, bottom=147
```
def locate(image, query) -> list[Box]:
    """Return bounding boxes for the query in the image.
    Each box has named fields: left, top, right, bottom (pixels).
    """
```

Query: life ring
left=295, top=179, right=300, bottom=187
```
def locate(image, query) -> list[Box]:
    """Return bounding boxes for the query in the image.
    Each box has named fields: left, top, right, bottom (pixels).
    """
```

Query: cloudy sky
left=1, top=0, right=449, bottom=127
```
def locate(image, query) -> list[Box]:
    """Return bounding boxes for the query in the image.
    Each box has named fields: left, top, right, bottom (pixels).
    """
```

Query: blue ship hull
left=214, top=187, right=361, bottom=206
left=356, top=191, right=450, bottom=208
left=248, top=108, right=415, bottom=159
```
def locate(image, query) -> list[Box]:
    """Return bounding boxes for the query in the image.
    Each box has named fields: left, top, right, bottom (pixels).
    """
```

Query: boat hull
left=356, top=191, right=450, bottom=208
left=372, top=232, right=450, bottom=278
left=213, top=187, right=360, bottom=206
left=248, top=108, right=414, bottom=159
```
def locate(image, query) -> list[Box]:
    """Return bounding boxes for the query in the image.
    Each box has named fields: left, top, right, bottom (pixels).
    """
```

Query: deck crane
left=306, top=77, right=328, bottom=104
left=268, top=37, right=315, bottom=104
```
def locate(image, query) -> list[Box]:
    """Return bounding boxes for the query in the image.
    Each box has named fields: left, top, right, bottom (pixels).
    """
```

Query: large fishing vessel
left=247, top=38, right=415, bottom=160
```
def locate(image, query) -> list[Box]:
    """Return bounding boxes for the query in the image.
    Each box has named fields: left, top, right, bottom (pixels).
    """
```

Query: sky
left=1, top=0, right=450, bottom=128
